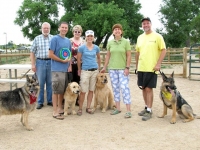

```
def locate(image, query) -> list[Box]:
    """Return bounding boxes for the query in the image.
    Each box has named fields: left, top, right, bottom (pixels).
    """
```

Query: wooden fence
left=0, top=47, right=198, bottom=78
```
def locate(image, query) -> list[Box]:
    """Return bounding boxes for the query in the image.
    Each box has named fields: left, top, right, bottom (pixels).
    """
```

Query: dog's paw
left=72, top=111, right=77, bottom=115
left=64, top=112, right=68, bottom=117
left=170, top=119, right=176, bottom=124
left=26, top=127, right=34, bottom=131
left=157, top=115, right=165, bottom=118
left=101, top=109, right=106, bottom=113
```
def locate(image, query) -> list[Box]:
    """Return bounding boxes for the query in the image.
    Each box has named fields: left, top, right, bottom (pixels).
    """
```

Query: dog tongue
left=31, top=92, right=36, bottom=98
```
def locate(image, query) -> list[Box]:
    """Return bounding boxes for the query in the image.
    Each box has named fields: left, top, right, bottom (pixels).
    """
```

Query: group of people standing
left=30, top=17, right=166, bottom=121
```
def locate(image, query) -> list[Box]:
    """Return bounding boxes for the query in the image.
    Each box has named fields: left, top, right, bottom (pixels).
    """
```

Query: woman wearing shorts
left=77, top=30, right=101, bottom=116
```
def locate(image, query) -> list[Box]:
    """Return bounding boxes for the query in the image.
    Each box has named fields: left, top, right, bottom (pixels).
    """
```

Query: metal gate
left=188, top=43, right=200, bottom=81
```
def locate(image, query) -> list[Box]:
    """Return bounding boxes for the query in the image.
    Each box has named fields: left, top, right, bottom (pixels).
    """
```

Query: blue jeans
left=36, top=59, right=52, bottom=105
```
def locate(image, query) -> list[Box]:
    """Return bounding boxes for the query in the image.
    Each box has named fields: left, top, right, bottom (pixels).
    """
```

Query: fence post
left=183, top=47, right=187, bottom=78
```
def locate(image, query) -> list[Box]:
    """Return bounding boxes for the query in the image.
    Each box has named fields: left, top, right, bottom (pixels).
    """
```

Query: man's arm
left=135, top=51, right=139, bottom=70
left=154, top=48, right=166, bottom=71
left=30, top=52, right=36, bottom=72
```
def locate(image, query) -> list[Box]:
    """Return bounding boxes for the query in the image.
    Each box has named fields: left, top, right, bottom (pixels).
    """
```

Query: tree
left=159, top=0, right=200, bottom=47
left=190, top=15, right=200, bottom=44
left=60, top=0, right=142, bottom=47
left=14, top=0, right=60, bottom=41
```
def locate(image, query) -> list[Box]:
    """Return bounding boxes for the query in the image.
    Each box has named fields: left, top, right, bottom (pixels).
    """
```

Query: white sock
left=147, top=108, right=151, bottom=112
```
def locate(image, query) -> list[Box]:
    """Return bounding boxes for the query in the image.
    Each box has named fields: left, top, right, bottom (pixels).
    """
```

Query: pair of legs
left=137, top=72, right=157, bottom=112
left=36, top=59, right=52, bottom=106
left=52, top=72, right=68, bottom=117
left=109, top=70, right=131, bottom=112
left=52, top=94, right=64, bottom=116
left=78, top=70, right=98, bottom=115
left=142, top=87, right=153, bottom=109
left=78, top=90, right=93, bottom=111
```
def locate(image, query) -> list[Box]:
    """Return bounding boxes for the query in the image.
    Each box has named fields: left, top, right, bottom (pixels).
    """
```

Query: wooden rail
left=0, top=47, right=199, bottom=78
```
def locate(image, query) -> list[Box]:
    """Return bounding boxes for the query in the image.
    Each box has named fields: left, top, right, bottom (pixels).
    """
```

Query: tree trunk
left=103, top=33, right=112, bottom=49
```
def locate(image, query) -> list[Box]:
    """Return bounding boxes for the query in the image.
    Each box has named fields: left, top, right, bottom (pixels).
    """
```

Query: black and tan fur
left=94, top=73, right=115, bottom=113
left=63, top=82, right=80, bottom=116
left=158, top=71, right=200, bottom=124
left=0, top=74, right=39, bottom=130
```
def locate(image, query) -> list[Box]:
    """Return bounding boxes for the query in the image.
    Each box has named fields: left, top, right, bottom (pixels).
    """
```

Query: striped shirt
left=30, top=34, right=53, bottom=58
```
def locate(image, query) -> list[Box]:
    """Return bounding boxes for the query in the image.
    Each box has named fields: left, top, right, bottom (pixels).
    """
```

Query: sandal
left=86, top=108, right=94, bottom=114
left=110, top=109, right=121, bottom=115
left=124, top=112, right=132, bottom=118
left=77, top=109, right=82, bottom=116
left=53, top=114, right=64, bottom=120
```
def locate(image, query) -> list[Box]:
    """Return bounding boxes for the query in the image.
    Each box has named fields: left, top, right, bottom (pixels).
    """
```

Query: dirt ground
left=0, top=68, right=200, bottom=150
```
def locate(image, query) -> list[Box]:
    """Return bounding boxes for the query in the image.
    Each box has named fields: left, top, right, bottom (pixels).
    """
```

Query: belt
left=85, top=68, right=97, bottom=71
left=37, top=58, right=51, bottom=60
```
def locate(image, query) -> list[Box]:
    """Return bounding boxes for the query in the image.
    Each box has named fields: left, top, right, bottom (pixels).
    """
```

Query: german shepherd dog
left=0, top=74, right=39, bottom=130
left=158, top=71, right=200, bottom=124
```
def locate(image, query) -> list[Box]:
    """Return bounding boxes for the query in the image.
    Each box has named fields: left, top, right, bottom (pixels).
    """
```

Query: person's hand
left=100, top=67, right=106, bottom=73
left=124, top=68, right=129, bottom=76
left=68, top=67, right=72, bottom=72
left=78, top=70, right=81, bottom=76
left=154, top=63, right=161, bottom=71
left=31, top=65, right=36, bottom=72
left=62, top=58, right=70, bottom=63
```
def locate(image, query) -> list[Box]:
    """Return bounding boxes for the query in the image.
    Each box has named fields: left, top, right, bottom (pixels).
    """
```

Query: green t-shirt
left=107, top=37, right=131, bottom=69
left=135, top=32, right=166, bottom=72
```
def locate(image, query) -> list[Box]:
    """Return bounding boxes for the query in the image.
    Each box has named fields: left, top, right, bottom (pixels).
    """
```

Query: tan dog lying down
left=64, top=82, right=80, bottom=116
left=94, top=73, right=115, bottom=112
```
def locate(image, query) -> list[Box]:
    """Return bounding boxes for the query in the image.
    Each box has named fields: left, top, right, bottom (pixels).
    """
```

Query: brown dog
left=158, top=71, right=200, bottom=123
left=63, top=82, right=80, bottom=116
left=94, top=73, right=115, bottom=113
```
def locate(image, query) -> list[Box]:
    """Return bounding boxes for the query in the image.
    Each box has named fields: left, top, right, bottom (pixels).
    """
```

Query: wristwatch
left=125, top=67, right=130, bottom=69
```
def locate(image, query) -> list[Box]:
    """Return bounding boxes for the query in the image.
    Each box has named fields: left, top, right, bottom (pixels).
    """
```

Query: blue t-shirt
left=78, top=44, right=100, bottom=70
left=50, top=35, right=72, bottom=72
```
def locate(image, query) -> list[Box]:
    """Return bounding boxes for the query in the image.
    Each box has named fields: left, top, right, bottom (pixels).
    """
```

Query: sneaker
left=47, top=102, right=53, bottom=106
left=36, top=104, right=43, bottom=109
left=138, top=109, right=147, bottom=116
left=142, top=111, right=152, bottom=121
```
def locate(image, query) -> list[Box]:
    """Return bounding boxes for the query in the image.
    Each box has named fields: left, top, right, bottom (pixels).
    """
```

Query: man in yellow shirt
left=135, top=17, right=166, bottom=121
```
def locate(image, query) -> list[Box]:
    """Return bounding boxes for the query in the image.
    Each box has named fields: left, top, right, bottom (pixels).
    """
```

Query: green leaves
left=159, top=0, right=200, bottom=47
left=14, top=0, right=60, bottom=40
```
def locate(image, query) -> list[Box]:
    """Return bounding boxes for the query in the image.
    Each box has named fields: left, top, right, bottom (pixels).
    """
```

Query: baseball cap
left=141, top=17, right=151, bottom=22
left=85, top=30, right=94, bottom=36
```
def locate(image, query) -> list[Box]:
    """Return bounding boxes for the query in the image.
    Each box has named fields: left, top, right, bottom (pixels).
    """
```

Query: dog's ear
left=170, top=71, right=174, bottom=78
left=160, top=71, right=168, bottom=81
left=66, top=83, right=72, bottom=93
left=26, top=75, right=31, bottom=83
left=96, top=75, right=99, bottom=83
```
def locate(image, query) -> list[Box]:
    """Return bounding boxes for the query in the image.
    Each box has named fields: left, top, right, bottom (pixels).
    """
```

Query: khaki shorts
left=80, top=70, right=99, bottom=93
left=52, top=72, right=68, bottom=94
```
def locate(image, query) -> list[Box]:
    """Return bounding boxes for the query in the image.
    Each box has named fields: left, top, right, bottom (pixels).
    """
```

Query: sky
left=0, top=0, right=163, bottom=45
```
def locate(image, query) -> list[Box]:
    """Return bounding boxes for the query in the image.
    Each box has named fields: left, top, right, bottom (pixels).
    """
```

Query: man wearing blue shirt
left=49, top=22, right=72, bottom=120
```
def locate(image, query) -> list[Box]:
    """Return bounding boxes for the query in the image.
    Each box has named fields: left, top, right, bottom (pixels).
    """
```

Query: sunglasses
left=74, top=31, right=81, bottom=34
